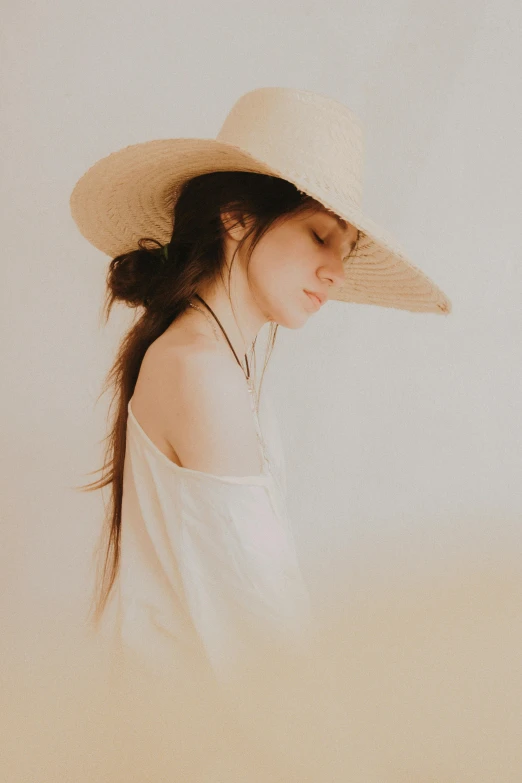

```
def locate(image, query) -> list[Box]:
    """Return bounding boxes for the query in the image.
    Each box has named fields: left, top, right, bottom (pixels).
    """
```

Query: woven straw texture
left=69, top=87, right=451, bottom=315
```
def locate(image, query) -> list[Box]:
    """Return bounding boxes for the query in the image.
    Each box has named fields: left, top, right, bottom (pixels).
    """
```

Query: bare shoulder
left=132, top=328, right=264, bottom=477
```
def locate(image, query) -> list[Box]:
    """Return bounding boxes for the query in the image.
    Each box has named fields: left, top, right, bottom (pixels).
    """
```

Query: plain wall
left=1, top=0, right=521, bottom=689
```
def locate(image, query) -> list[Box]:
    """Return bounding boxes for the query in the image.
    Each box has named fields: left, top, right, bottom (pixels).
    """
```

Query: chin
left=265, top=297, right=311, bottom=329
left=275, top=309, right=310, bottom=330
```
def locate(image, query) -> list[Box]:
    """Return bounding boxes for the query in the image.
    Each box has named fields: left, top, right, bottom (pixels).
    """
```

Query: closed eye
left=312, top=231, right=325, bottom=246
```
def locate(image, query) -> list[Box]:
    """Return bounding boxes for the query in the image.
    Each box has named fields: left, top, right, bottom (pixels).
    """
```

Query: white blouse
left=110, top=389, right=313, bottom=682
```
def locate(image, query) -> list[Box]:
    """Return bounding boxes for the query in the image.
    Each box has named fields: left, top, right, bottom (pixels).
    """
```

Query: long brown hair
left=76, top=170, right=341, bottom=626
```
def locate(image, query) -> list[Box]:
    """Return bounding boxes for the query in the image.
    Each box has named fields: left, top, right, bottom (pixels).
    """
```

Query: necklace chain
left=188, top=300, right=259, bottom=413
left=186, top=298, right=279, bottom=482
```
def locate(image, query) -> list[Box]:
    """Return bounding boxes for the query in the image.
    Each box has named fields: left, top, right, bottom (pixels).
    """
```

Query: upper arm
left=157, top=346, right=264, bottom=477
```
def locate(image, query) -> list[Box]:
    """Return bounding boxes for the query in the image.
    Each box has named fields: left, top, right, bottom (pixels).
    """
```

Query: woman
left=71, top=87, right=451, bottom=683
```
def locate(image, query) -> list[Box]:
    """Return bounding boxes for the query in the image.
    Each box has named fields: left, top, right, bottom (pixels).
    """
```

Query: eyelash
left=312, top=231, right=325, bottom=246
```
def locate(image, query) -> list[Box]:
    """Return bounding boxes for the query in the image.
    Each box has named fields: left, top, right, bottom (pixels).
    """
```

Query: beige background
left=1, top=1, right=522, bottom=778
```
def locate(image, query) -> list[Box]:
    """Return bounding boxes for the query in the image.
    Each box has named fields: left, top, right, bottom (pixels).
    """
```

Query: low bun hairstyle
left=78, top=170, right=354, bottom=625
left=106, top=239, right=168, bottom=310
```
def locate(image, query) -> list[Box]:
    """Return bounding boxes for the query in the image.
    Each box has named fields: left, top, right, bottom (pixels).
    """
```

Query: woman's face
left=245, top=207, right=359, bottom=328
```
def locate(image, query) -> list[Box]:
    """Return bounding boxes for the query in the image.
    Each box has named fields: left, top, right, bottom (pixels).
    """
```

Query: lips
left=304, top=290, right=326, bottom=307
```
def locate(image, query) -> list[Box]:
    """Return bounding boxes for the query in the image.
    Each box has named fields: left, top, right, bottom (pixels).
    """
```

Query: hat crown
left=69, top=86, right=451, bottom=314
left=216, top=87, right=365, bottom=210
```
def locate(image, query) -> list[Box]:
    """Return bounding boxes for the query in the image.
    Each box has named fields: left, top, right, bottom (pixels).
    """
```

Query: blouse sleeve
left=168, top=471, right=313, bottom=680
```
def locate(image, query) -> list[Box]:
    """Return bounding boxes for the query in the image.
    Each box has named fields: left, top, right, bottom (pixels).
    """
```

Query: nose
left=320, top=256, right=347, bottom=289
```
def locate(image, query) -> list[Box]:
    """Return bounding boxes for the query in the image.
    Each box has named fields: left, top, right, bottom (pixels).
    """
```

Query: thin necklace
left=187, top=295, right=281, bottom=491
left=188, top=294, right=259, bottom=413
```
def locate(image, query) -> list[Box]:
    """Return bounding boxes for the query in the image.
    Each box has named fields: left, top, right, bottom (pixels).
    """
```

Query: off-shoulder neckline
left=127, top=399, right=273, bottom=487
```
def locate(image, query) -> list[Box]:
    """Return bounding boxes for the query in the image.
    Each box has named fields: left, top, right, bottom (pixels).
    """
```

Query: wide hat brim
left=69, top=137, right=452, bottom=315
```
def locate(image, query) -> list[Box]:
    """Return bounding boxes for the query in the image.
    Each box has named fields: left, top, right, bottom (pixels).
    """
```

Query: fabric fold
left=111, top=394, right=312, bottom=682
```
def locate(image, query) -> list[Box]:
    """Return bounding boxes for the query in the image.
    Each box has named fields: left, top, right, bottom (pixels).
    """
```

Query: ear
left=220, top=209, right=251, bottom=242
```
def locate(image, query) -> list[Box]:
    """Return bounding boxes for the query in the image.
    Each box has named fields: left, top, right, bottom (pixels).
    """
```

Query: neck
left=194, top=274, right=267, bottom=362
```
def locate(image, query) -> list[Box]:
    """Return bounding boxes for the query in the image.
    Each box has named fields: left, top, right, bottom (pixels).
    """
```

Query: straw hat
left=69, top=86, right=451, bottom=314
